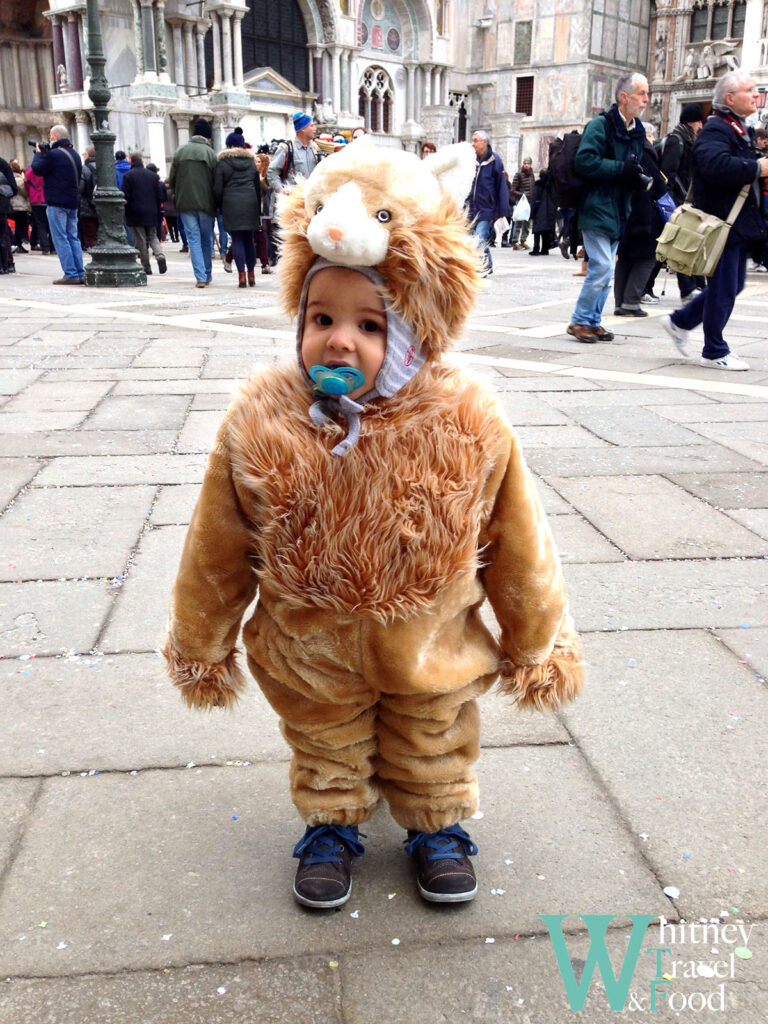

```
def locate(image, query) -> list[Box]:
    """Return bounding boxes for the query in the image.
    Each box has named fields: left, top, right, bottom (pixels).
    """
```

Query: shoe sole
left=699, top=360, right=749, bottom=371
left=293, top=882, right=352, bottom=909
left=417, top=881, right=478, bottom=903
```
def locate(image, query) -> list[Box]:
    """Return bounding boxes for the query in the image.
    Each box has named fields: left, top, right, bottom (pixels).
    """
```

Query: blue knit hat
left=293, top=111, right=312, bottom=132
left=225, top=128, right=246, bottom=148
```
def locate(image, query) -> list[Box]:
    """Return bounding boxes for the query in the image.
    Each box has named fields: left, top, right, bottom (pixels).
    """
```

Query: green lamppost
left=84, top=0, right=145, bottom=286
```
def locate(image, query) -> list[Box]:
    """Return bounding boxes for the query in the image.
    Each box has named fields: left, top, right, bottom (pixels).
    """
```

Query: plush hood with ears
left=276, top=141, right=484, bottom=361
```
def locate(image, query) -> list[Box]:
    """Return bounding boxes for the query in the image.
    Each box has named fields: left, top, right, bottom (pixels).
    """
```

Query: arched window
left=436, top=0, right=448, bottom=35
left=237, top=0, right=309, bottom=90
left=731, top=0, right=747, bottom=37
left=711, top=1, right=729, bottom=38
left=358, top=66, right=394, bottom=134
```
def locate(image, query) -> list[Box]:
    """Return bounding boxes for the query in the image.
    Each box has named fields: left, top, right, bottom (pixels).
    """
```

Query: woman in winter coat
left=613, top=132, right=667, bottom=316
left=213, top=129, right=261, bottom=287
left=9, top=159, right=31, bottom=252
left=529, top=170, right=557, bottom=255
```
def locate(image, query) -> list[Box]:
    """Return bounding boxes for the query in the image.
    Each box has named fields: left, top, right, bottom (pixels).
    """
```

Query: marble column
left=741, top=0, right=764, bottom=69
left=340, top=48, right=350, bottom=111
left=155, top=0, right=169, bottom=78
left=211, top=12, right=222, bottom=89
left=405, top=62, right=416, bottom=122
left=422, top=65, right=433, bottom=111
left=52, top=16, right=66, bottom=93
left=331, top=47, right=342, bottom=114
left=172, top=22, right=185, bottom=94
left=11, top=44, right=23, bottom=106
left=183, top=22, right=195, bottom=93
left=132, top=0, right=145, bottom=76
left=220, top=10, right=233, bottom=88
left=173, top=115, right=190, bottom=146
left=67, top=14, right=84, bottom=91
left=143, top=102, right=168, bottom=170
left=196, top=23, right=207, bottom=92
left=28, top=45, right=42, bottom=109
left=232, top=11, right=244, bottom=88
left=75, top=112, right=91, bottom=152
left=313, top=50, right=323, bottom=101
left=140, top=0, right=157, bottom=75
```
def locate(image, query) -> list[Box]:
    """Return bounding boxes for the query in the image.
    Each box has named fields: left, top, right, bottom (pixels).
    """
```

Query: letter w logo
left=539, top=914, right=656, bottom=1011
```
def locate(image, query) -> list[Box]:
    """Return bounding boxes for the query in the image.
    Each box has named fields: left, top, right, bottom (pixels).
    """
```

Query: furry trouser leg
left=376, top=672, right=496, bottom=832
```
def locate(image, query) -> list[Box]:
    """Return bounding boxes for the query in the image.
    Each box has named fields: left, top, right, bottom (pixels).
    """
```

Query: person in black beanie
left=660, top=102, right=706, bottom=301
left=168, top=117, right=218, bottom=287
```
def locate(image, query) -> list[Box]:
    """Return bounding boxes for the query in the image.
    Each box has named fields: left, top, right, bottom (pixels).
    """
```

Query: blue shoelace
left=403, top=824, right=478, bottom=861
left=292, top=824, right=366, bottom=865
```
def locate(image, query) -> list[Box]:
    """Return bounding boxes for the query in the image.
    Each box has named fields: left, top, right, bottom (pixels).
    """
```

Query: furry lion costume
left=163, top=140, right=584, bottom=832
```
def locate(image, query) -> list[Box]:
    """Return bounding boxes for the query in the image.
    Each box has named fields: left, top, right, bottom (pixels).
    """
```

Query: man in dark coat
left=0, top=154, right=18, bottom=275
left=465, top=130, right=509, bottom=277
left=31, top=124, right=84, bottom=284
left=79, top=144, right=98, bottom=251
left=662, top=72, right=768, bottom=371
left=121, top=152, right=167, bottom=275
left=660, top=103, right=706, bottom=300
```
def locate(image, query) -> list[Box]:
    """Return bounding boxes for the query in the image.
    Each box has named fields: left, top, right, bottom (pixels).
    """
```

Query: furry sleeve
left=162, top=417, right=259, bottom=709
left=480, top=427, right=585, bottom=711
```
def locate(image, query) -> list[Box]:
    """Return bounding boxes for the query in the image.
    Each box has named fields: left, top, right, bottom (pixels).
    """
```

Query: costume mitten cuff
left=498, top=626, right=585, bottom=712
left=162, top=640, right=246, bottom=709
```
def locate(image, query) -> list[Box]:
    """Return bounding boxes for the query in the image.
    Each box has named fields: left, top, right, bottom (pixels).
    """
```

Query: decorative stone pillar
left=313, top=50, right=323, bottom=102
left=67, top=14, right=84, bottom=91
left=211, top=12, right=222, bottom=89
left=405, top=61, right=416, bottom=122
left=11, top=44, right=24, bottom=106
left=140, top=0, right=157, bottom=75
left=232, top=11, right=245, bottom=88
left=422, top=65, right=433, bottom=112
left=172, top=114, right=190, bottom=145
left=331, top=47, right=342, bottom=114
left=183, top=22, right=195, bottom=94
left=52, top=16, right=66, bottom=93
left=172, top=23, right=184, bottom=94
left=340, top=48, right=349, bottom=112
left=155, top=0, right=169, bottom=79
left=132, top=0, right=145, bottom=77
left=220, top=10, right=233, bottom=88
left=196, top=23, right=207, bottom=92
left=420, top=105, right=457, bottom=148
left=75, top=111, right=91, bottom=152
left=143, top=101, right=168, bottom=170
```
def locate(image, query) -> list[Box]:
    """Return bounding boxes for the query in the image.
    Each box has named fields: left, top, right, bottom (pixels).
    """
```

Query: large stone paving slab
left=0, top=430, right=177, bottom=457
left=0, top=580, right=114, bottom=657
left=0, top=748, right=668, bottom=977
left=528, top=443, right=761, bottom=478
left=0, top=958, right=344, bottom=1024
left=100, top=524, right=187, bottom=652
left=549, top=475, right=768, bottom=559
left=0, top=652, right=288, bottom=776
left=33, top=453, right=206, bottom=487
left=565, top=559, right=766, bottom=632
left=548, top=513, right=624, bottom=562
left=716, top=625, right=768, bottom=681
left=176, top=410, right=223, bottom=453
left=690, top=422, right=768, bottom=467
left=562, top=630, right=768, bottom=919
left=0, top=779, right=40, bottom=873
left=0, top=485, right=154, bottom=582
left=4, top=381, right=113, bottom=413
left=667, top=472, right=768, bottom=509
left=150, top=484, right=201, bottom=525
left=0, top=458, right=40, bottom=511
left=340, top=927, right=767, bottom=1024
left=655, top=401, right=768, bottom=423
left=83, top=394, right=190, bottom=432
left=563, top=406, right=707, bottom=447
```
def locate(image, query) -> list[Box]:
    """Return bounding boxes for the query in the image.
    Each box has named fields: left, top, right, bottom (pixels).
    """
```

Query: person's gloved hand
left=620, top=159, right=644, bottom=185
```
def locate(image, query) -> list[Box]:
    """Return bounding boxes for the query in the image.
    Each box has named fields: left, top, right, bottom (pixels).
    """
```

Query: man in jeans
left=31, top=125, right=84, bottom=285
left=168, top=118, right=217, bottom=288
left=465, top=130, right=509, bottom=277
left=566, top=73, right=650, bottom=343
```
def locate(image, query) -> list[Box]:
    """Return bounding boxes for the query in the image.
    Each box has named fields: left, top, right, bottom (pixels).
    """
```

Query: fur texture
left=162, top=641, right=246, bottom=709
left=276, top=144, right=483, bottom=360
left=498, top=614, right=585, bottom=711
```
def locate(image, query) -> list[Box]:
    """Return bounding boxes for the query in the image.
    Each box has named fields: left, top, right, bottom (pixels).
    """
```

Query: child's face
left=301, top=267, right=387, bottom=400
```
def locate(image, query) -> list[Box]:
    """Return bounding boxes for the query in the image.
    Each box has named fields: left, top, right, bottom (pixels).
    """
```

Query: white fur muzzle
left=305, top=181, right=391, bottom=267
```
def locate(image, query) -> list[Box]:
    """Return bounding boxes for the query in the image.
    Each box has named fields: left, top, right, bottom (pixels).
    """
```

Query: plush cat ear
left=422, top=142, right=476, bottom=211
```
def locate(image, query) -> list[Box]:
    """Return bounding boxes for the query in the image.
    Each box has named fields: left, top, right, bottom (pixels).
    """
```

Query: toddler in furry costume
left=163, top=140, right=585, bottom=908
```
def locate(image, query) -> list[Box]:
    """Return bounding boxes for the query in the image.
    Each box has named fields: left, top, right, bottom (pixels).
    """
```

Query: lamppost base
left=85, top=252, right=147, bottom=288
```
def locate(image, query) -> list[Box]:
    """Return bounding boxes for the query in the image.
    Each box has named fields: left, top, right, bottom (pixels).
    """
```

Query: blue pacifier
left=309, top=365, right=365, bottom=397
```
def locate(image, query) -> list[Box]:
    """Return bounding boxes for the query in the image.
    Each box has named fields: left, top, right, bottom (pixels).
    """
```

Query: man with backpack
left=267, top=112, right=322, bottom=194
left=660, top=103, right=705, bottom=301
left=565, top=73, right=650, bottom=344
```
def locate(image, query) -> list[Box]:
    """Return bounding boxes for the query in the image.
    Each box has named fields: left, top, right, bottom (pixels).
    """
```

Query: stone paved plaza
left=1, top=244, right=767, bottom=1023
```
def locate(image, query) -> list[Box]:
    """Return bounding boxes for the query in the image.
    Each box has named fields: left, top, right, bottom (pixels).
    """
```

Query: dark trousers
left=230, top=229, right=256, bottom=273
left=531, top=230, right=553, bottom=254
left=672, top=244, right=746, bottom=360
left=80, top=215, right=98, bottom=250
left=0, top=215, right=13, bottom=271
left=12, top=210, right=30, bottom=247
left=677, top=271, right=706, bottom=299
left=255, top=225, right=269, bottom=268
left=165, top=214, right=179, bottom=242
left=30, top=204, right=53, bottom=252
left=614, top=254, right=656, bottom=310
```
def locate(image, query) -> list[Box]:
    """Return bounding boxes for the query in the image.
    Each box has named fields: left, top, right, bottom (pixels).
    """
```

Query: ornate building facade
left=1, top=0, right=766, bottom=173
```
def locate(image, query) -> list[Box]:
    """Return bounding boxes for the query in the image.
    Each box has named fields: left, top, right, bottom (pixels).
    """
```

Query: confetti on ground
left=391, top=938, right=400, bottom=946
left=56, top=942, right=67, bottom=950
left=683, top=853, right=690, bottom=860
left=504, top=858, right=514, bottom=865
left=387, top=893, right=396, bottom=900
left=231, top=815, right=239, bottom=821
left=350, top=910, right=359, bottom=918
left=537, top=874, right=546, bottom=881
left=471, top=811, right=484, bottom=820
left=663, top=973, right=672, bottom=982
left=161, top=934, right=172, bottom=941
left=490, top=888, right=506, bottom=896
left=329, top=960, right=339, bottom=968
left=217, top=987, right=227, bottom=995
left=485, top=937, right=495, bottom=944
left=38, top=922, right=47, bottom=929
left=735, top=947, right=752, bottom=960
left=638, top=833, right=649, bottom=841
left=663, top=886, right=680, bottom=899
left=697, top=964, right=716, bottom=978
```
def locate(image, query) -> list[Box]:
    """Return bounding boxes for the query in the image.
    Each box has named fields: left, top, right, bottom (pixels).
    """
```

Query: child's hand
left=498, top=627, right=584, bottom=711
left=162, top=642, right=246, bottom=709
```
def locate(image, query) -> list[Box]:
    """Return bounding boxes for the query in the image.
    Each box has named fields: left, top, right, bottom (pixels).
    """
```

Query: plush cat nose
left=327, top=226, right=344, bottom=242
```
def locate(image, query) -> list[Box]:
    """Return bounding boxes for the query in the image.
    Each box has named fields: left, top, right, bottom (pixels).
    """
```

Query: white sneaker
left=699, top=353, right=749, bottom=371
left=661, top=314, right=691, bottom=357
left=641, top=293, right=660, bottom=304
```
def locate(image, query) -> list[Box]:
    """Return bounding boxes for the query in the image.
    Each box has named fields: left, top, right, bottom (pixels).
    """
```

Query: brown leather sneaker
left=567, top=323, right=600, bottom=344
left=405, top=825, right=478, bottom=903
left=592, top=325, right=615, bottom=341
left=292, top=825, right=366, bottom=909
